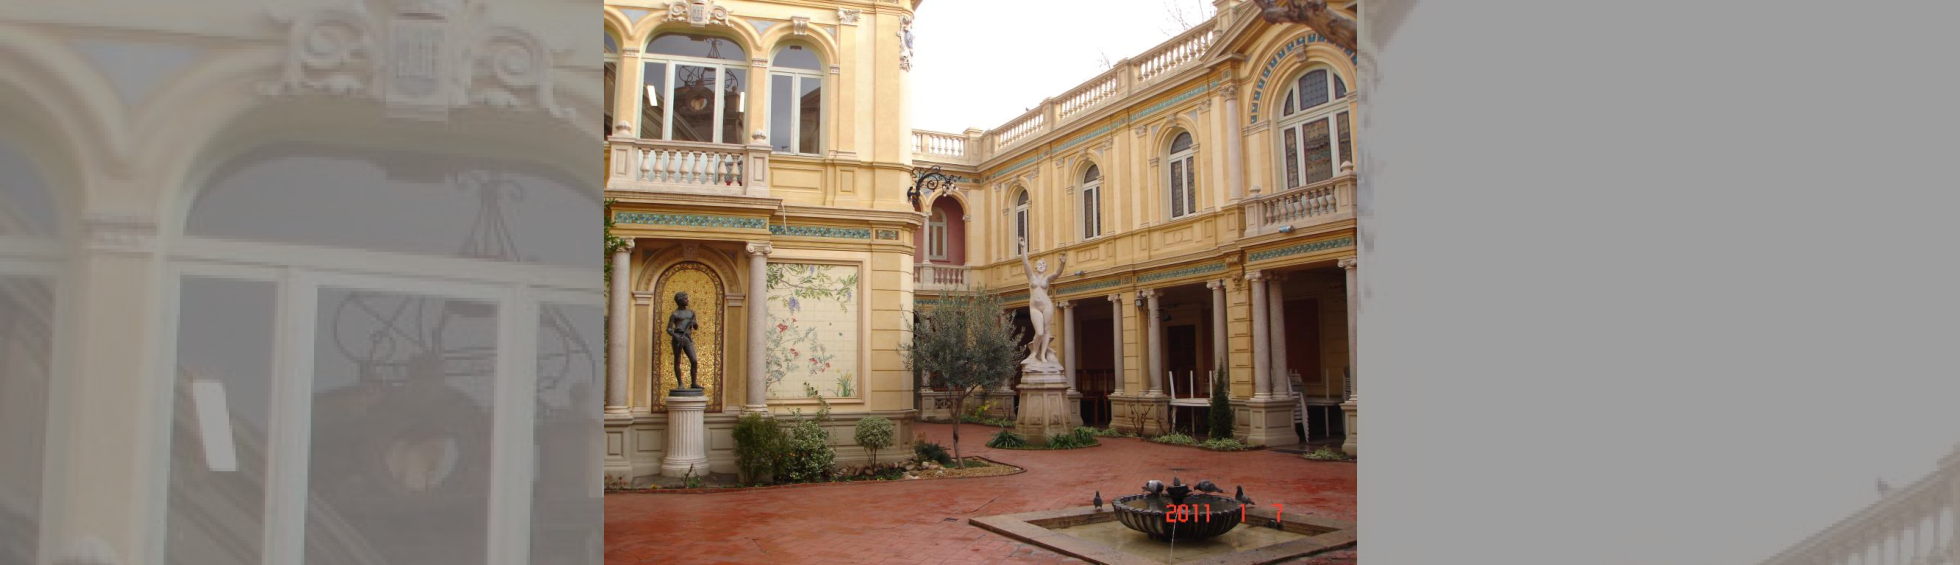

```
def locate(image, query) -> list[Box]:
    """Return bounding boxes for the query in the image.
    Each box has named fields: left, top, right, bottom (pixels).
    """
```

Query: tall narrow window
left=1168, top=132, right=1198, bottom=219
left=927, top=209, right=949, bottom=261
left=1275, top=67, right=1353, bottom=189
left=1014, top=190, right=1030, bottom=257
left=639, top=33, right=748, bottom=143
left=1081, top=165, right=1103, bottom=239
left=768, top=45, right=823, bottom=154
left=604, top=32, right=618, bottom=136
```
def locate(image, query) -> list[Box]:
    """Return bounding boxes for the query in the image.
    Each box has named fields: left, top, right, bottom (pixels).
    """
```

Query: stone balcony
left=606, top=134, right=773, bottom=198
left=1243, top=166, right=1357, bottom=238
left=914, top=263, right=970, bottom=294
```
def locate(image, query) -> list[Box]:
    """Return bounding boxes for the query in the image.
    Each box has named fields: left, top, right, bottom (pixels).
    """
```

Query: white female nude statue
left=1019, top=237, right=1067, bottom=370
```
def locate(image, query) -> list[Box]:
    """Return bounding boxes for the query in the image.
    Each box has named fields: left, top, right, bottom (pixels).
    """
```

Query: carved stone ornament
left=681, top=242, right=702, bottom=260
left=791, top=16, right=810, bottom=35
left=837, top=8, right=861, bottom=25
left=260, top=0, right=575, bottom=123
left=669, top=0, right=729, bottom=28
left=896, top=15, right=915, bottom=71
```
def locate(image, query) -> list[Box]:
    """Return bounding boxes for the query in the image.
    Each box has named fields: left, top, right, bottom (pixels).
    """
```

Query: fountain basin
left=1111, top=493, right=1242, bottom=542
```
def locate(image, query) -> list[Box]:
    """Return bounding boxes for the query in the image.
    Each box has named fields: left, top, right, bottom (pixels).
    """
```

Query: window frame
left=1274, top=66, right=1354, bottom=191
left=638, top=33, right=751, bottom=145
left=926, top=207, right=949, bottom=261
left=1081, top=165, right=1103, bottom=240
left=767, top=44, right=825, bottom=155
left=604, top=32, right=620, bottom=136
left=1167, top=132, right=1199, bottom=220
left=1013, top=189, right=1030, bottom=258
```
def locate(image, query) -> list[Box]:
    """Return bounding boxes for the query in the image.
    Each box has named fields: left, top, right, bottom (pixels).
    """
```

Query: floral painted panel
left=763, top=263, right=860, bottom=400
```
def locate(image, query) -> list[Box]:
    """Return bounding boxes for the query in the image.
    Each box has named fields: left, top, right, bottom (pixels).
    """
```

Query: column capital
left=1245, top=270, right=1265, bottom=282
left=617, top=237, right=635, bottom=250
left=746, top=242, right=774, bottom=256
left=1206, top=279, right=1226, bottom=290
left=1338, top=256, right=1358, bottom=270
left=1266, top=271, right=1289, bottom=283
left=1137, top=288, right=1159, bottom=300
left=1107, top=293, right=1125, bottom=304
left=1057, top=300, right=1073, bottom=309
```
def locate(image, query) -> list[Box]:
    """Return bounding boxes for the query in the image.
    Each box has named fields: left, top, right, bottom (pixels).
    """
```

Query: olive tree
left=901, top=289, right=1023, bottom=468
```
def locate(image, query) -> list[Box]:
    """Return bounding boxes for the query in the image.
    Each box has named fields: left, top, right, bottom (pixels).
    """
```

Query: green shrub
left=1207, top=360, right=1236, bottom=441
left=986, top=429, right=1027, bottom=448
left=1087, top=427, right=1134, bottom=438
left=732, top=413, right=788, bottom=485
left=780, top=403, right=837, bottom=483
left=1199, top=437, right=1249, bottom=451
left=1151, top=433, right=1197, bottom=446
left=914, top=440, right=953, bottom=465
left=1046, top=432, right=1096, bottom=449
left=1304, top=448, right=1350, bottom=461
left=854, top=415, right=896, bottom=466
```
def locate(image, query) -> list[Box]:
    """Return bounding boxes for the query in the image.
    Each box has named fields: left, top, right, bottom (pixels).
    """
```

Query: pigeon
left=1194, top=480, right=1223, bottom=494
left=1877, top=478, right=1892, bottom=495
left=1094, top=491, right=1104, bottom=511
left=1234, top=486, right=1253, bottom=506
left=1172, top=476, right=1184, bottom=488
left=1144, top=480, right=1165, bottom=496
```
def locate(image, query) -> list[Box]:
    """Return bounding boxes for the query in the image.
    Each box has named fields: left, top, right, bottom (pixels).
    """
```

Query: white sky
left=908, top=0, right=1216, bottom=134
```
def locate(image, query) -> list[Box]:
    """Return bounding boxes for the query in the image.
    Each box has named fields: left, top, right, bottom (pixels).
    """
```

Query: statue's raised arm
left=1019, top=236, right=1034, bottom=274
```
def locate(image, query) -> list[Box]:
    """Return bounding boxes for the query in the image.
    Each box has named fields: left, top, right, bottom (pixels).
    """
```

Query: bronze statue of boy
left=666, top=291, right=702, bottom=394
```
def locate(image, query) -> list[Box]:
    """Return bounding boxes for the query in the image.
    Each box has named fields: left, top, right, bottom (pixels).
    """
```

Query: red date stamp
left=1161, top=503, right=1285, bottom=523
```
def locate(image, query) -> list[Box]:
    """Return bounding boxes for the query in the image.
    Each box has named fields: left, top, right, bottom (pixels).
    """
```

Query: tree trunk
left=1250, top=0, right=1358, bottom=53
left=950, top=391, right=967, bottom=468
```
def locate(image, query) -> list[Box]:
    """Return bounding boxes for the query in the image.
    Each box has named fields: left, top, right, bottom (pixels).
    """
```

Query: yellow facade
left=606, top=0, right=1366, bottom=481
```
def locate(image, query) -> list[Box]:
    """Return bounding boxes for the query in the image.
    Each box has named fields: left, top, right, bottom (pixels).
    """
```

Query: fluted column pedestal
left=659, top=393, right=709, bottom=479
left=1339, top=256, right=1360, bottom=457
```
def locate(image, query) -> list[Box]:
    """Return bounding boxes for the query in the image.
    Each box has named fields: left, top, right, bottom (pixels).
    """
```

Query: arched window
left=1276, top=68, right=1353, bottom=190
left=1167, top=132, right=1198, bottom=219
left=604, top=31, right=619, bottom=136
left=640, top=33, right=749, bottom=144
left=768, top=44, right=823, bottom=155
left=926, top=207, right=949, bottom=261
left=1013, top=189, right=1030, bottom=257
left=1081, top=164, right=1103, bottom=239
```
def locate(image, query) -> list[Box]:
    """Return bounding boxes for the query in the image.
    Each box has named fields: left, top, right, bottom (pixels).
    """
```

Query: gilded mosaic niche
left=653, top=261, right=724, bottom=410
left=762, top=262, right=861, bottom=401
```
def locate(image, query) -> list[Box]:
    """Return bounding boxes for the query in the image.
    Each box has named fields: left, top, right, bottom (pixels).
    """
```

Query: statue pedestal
left=1015, top=366, right=1071, bottom=444
left=660, top=392, right=709, bottom=479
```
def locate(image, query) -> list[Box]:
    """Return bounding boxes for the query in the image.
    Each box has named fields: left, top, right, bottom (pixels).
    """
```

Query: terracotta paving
left=605, top=423, right=1357, bottom=564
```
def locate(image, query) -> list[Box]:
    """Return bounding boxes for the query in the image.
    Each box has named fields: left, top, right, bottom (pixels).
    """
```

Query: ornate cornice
left=261, top=0, right=575, bottom=123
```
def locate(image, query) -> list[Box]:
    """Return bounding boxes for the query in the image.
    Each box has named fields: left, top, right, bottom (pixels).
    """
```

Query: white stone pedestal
left=1340, top=398, right=1358, bottom=457
left=1244, top=397, right=1300, bottom=448
left=1015, top=368, right=1071, bottom=443
left=1066, top=389, right=1083, bottom=427
left=659, top=394, right=709, bottom=479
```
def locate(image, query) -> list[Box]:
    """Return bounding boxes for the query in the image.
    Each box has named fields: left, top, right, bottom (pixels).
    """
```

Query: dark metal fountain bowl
left=1111, top=493, right=1243, bottom=542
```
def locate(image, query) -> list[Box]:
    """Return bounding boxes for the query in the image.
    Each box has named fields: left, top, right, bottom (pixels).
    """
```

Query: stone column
left=1061, top=300, right=1083, bottom=426
left=1339, top=256, right=1360, bottom=456
left=1108, top=293, right=1127, bottom=397
left=1208, top=280, right=1228, bottom=377
left=1267, top=273, right=1291, bottom=398
left=1247, top=271, right=1271, bottom=400
left=743, top=242, right=772, bottom=414
left=660, top=392, right=709, bottom=479
left=1222, top=83, right=1245, bottom=202
left=1142, top=289, right=1164, bottom=396
left=607, top=239, right=634, bottom=415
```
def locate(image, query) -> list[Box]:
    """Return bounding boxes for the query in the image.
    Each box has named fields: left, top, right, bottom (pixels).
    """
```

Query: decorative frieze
left=1057, top=276, right=1130, bottom=296
left=769, top=225, right=872, bottom=240
left=613, top=212, right=766, bottom=230
left=668, top=0, right=729, bottom=28
left=875, top=229, right=900, bottom=241
left=1137, top=262, right=1227, bottom=284
left=837, top=8, right=861, bottom=25
left=1248, top=236, right=1357, bottom=263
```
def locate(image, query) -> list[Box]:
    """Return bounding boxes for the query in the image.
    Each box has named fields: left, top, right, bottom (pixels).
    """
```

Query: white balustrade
left=606, top=137, right=771, bottom=197
left=1058, top=68, right=1123, bottom=122
left=1758, top=448, right=1960, bottom=565
left=1136, top=21, right=1218, bottom=85
left=1241, top=174, right=1357, bottom=237
left=915, top=263, right=969, bottom=293
left=912, top=130, right=968, bottom=159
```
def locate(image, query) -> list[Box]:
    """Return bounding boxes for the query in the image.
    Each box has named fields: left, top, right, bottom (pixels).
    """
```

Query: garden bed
left=603, top=456, right=1024, bottom=494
